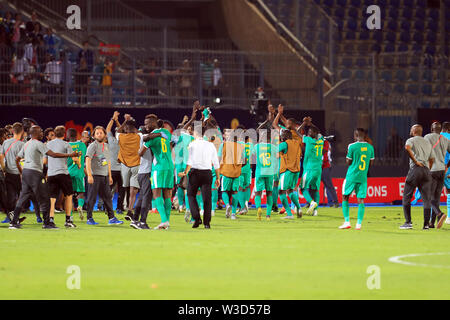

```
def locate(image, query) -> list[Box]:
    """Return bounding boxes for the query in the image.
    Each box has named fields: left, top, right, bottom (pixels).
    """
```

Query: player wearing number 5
left=339, top=128, right=375, bottom=230
left=298, top=117, right=324, bottom=217
left=143, top=120, right=173, bottom=230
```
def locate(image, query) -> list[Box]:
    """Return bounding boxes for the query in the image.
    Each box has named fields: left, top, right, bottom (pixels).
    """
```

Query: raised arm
left=106, top=111, right=120, bottom=133
left=183, top=101, right=200, bottom=130
left=272, top=104, right=284, bottom=131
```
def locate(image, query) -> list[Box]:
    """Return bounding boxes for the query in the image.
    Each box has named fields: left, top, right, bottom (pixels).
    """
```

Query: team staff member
left=45, top=126, right=77, bottom=228
left=179, top=127, right=220, bottom=229
left=400, top=124, right=435, bottom=230
left=85, top=126, right=124, bottom=226
left=424, top=122, right=450, bottom=229
left=9, top=126, right=78, bottom=229
left=67, top=128, right=87, bottom=221
left=0, top=122, right=26, bottom=223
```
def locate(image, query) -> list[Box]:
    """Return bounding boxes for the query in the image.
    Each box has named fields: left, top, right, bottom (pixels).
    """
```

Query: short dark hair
left=157, top=119, right=164, bottom=128
left=145, top=114, right=158, bottom=120
left=442, top=122, right=450, bottom=132
left=355, top=128, right=366, bottom=136
left=67, top=128, right=78, bottom=140
left=12, top=122, right=23, bottom=134
left=44, top=127, right=54, bottom=137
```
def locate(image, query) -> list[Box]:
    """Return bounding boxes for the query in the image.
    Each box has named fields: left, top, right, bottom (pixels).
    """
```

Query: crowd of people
left=0, top=104, right=449, bottom=231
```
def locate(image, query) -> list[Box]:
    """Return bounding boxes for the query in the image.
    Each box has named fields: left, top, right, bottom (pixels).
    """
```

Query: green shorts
left=239, top=171, right=252, bottom=189
left=301, top=169, right=322, bottom=190
left=70, top=175, right=85, bottom=193
left=343, top=179, right=367, bottom=199
left=221, top=175, right=240, bottom=192
left=255, top=175, right=274, bottom=192
left=151, top=169, right=174, bottom=189
left=280, top=170, right=300, bottom=191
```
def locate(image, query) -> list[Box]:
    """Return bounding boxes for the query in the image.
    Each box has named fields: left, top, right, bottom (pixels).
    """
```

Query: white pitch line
left=388, top=252, right=450, bottom=269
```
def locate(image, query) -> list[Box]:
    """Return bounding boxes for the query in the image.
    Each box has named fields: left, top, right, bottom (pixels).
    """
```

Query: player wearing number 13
left=340, top=128, right=375, bottom=230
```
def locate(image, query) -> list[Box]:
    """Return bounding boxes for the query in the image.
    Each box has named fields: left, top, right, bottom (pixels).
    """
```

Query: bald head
left=410, top=124, right=423, bottom=137
left=431, top=121, right=441, bottom=134
left=30, top=125, right=43, bottom=139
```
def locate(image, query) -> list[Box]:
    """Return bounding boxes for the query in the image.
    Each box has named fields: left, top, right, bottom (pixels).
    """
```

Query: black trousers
left=0, top=172, right=7, bottom=213
left=86, top=175, right=114, bottom=220
left=12, top=169, right=50, bottom=224
left=5, top=173, right=21, bottom=212
left=430, top=170, right=445, bottom=216
left=134, top=173, right=152, bottom=223
left=187, top=169, right=212, bottom=226
left=402, top=165, right=432, bottom=225
left=111, top=170, right=125, bottom=210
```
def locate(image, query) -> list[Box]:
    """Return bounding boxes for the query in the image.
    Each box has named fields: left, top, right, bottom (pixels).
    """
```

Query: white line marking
left=388, top=252, right=450, bottom=269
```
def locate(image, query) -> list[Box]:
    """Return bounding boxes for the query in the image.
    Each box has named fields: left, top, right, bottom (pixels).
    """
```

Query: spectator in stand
left=31, top=22, right=43, bottom=40
left=75, top=54, right=89, bottom=105
left=142, top=57, right=160, bottom=104
left=2, top=12, right=13, bottom=35
left=78, top=41, right=94, bottom=73
left=24, top=36, right=33, bottom=63
left=11, top=14, right=22, bottom=53
left=201, top=58, right=214, bottom=100
left=36, top=35, right=46, bottom=72
left=43, top=53, right=62, bottom=105
left=10, top=47, right=30, bottom=103
left=43, top=28, right=59, bottom=59
left=101, top=57, right=114, bottom=105
left=321, top=139, right=339, bottom=208
left=25, top=11, right=38, bottom=36
left=178, top=59, right=193, bottom=105
left=385, top=127, right=403, bottom=161
left=212, top=59, right=223, bottom=99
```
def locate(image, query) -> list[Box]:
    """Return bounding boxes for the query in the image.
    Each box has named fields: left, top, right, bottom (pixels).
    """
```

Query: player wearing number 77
left=339, top=128, right=375, bottom=230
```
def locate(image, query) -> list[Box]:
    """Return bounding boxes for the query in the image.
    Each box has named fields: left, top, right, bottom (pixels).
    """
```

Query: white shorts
left=121, top=164, right=140, bottom=189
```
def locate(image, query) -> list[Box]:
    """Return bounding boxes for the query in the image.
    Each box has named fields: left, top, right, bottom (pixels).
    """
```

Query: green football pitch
left=0, top=206, right=449, bottom=300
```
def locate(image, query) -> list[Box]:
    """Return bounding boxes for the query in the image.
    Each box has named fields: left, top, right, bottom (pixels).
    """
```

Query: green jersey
left=239, top=141, right=253, bottom=174
left=303, top=136, right=324, bottom=171
left=252, top=143, right=277, bottom=177
left=175, top=132, right=194, bottom=170
left=145, top=128, right=174, bottom=171
left=67, top=141, right=87, bottom=178
left=345, top=141, right=375, bottom=183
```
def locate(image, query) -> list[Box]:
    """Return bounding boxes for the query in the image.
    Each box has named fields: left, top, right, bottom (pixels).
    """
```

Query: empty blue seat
left=409, top=69, right=419, bottom=81
left=387, top=19, right=397, bottom=31
left=359, top=30, right=370, bottom=40
left=318, top=31, right=328, bottom=42
left=357, top=43, right=369, bottom=53
left=324, top=0, right=334, bottom=6
left=400, top=20, right=410, bottom=31
left=356, top=57, right=367, bottom=67
left=421, top=101, right=431, bottom=108
left=334, top=7, right=345, bottom=19
left=340, top=69, right=352, bottom=79
left=403, top=7, right=413, bottom=19
left=426, top=32, right=437, bottom=43
left=428, top=20, right=438, bottom=32
left=345, top=31, right=356, bottom=40
left=415, top=9, right=425, bottom=20
left=315, top=42, right=327, bottom=55
left=422, top=70, right=433, bottom=81
left=403, top=0, right=413, bottom=6
left=396, top=69, right=407, bottom=81
left=343, top=57, right=353, bottom=68
left=385, top=43, right=395, bottom=52
left=373, top=31, right=383, bottom=42
left=413, top=32, right=423, bottom=43
left=348, top=7, right=358, bottom=19
left=429, top=9, right=439, bottom=20
left=425, top=45, right=436, bottom=55
left=414, top=19, right=424, bottom=31
left=416, top=0, right=426, bottom=7
left=400, top=31, right=410, bottom=42
left=407, top=84, right=419, bottom=95
left=371, top=43, right=381, bottom=53
left=347, top=18, right=357, bottom=30
left=336, top=0, right=347, bottom=6
left=385, top=32, right=396, bottom=43
left=398, top=43, right=409, bottom=52
left=388, top=8, right=399, bottom=19
left=351, top=0, right=361, bottom=6
left=306, top=19, right=316, bottom=29
left=390, top=0, right=400, bottom=6
left=355, top=70, right=365, bottom=80
left=394, top=84, right=405, bottom=93
left=381, top=70, right=392, bottom=81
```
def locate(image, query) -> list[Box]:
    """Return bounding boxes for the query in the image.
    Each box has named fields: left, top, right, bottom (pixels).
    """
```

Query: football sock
left=164, top=198, right=172, bottom=221
left=185, top=194, right=190, bottom=210
left=302, top=189, right=313, bottom=203
left=222, top=192, right=230, bottom=207
left=280, top=193, right=292, bottom=215
left=289, top=191, right=301, bottom=209
left=238, top=190, right=246, bottom=210
left=266, top=195, right=273, bottom=216
left=196, top=194, right=204, bottom=211
left=447, top=194, right=450, bottom=216
left=177, top=188, right=185, bottom=207
left=211, top=190, right=218, bottom=211
left=313, top=190, right=320, bottom=204
left=357, top=203, right=365, bottom=225
left=78, top=198, right=85, bottom=208
left=245, top=188, right=251, bottom=205
left=231, top=195, right=238, bottom=214
left=155, top=197, right=167, bottom=223
left=255, top=194, right=262, bottom=209
left=342, top=200, right=350, bottom=222
left=272, top=185, right=279, bottom=207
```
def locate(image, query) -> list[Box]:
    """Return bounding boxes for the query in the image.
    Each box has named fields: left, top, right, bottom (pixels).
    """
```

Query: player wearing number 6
left=143, top=120, right=173, bottom=230
left=340, top=128, right=375, bottom=230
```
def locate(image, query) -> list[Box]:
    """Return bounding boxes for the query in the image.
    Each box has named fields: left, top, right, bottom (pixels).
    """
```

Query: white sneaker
left=225, top=205, right=231, bottom=218
left=307, top=201, right=318, bottom=215
left=231, top=214, right=237, bottom=220
left=355, top=223, right=362, bottom=230
left=313, top=210, right=318, bottom=216
left=200, top=209, right=204, bottom=217
left=184, top=209, right=191, bottom=223
left=281, top=215, right=294, bottom=220
left=339, top=222, right=351, bottom=229
left=154, top=222, right=169, bottom=230
left=446, top=217, right=450, bottom=225
left=77, top=207, right=84, bottom=220
left=211, top=210, right=215, bottom=217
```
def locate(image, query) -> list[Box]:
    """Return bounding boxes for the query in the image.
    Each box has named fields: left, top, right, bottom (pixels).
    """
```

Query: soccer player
left=442, top=122, right=450, bottom=225
left=45, top=125, right=78, bottom=228
left=144, top=119, right=174, bottom=230
left=10, top=125, right=78, bottom=229
left=339, top=128, right=375, bottom=230
left=252, top=129, right=277, bottom=221
left=218, top=129, right=245, bottom=220
left=424, top=122, right=449, bottom=229
left=85, top=126, right=124, bottom=226
left=298, top=117, right=324, bottom=216
left=67, top=128, right=87, bottom=221
left=237, top=128, right=253, bottom=215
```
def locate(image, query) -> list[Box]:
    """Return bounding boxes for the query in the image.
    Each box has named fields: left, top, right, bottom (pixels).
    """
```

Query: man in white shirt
left=178, top=127, right=220, bottom=229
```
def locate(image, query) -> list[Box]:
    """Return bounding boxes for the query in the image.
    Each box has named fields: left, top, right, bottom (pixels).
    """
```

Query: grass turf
left=0, top=206, right=449, bottom=300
